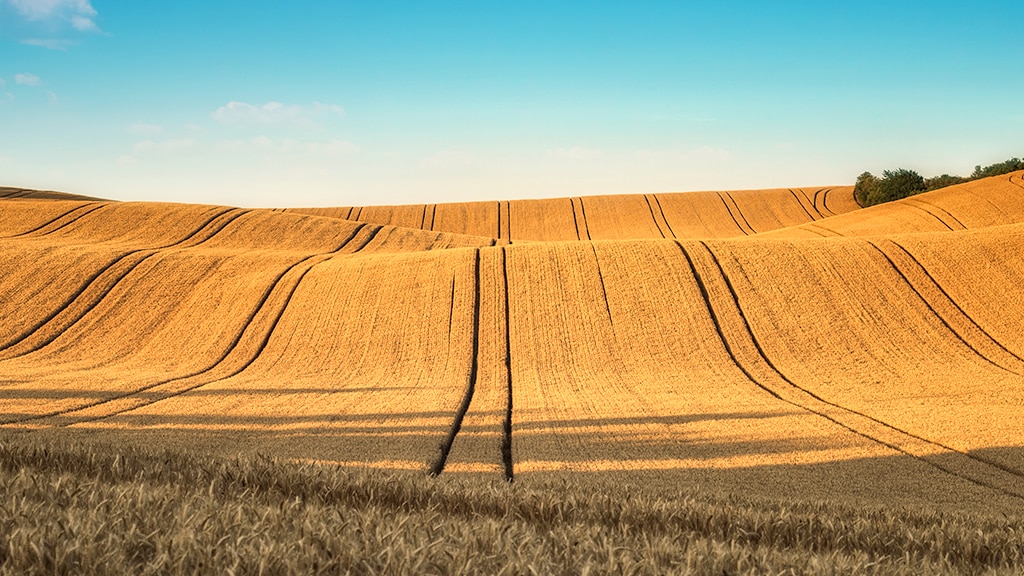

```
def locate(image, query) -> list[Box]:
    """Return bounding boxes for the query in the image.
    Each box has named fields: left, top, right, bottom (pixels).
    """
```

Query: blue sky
left=1, top=1, right=1021, bottom=207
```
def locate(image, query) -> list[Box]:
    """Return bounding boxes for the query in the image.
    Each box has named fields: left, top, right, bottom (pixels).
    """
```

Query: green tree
left=854, top=171, right=879, bottom=206
left=861, top=168, right=927, bottom=206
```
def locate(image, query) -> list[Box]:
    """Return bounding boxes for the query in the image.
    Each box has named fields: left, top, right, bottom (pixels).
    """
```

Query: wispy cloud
left=216, top=136, right=359, bottom=157
left=6, top=0, right=102, bottom=31
left=15, top=73, right=41, bottom=86
left=212, top=101, right=344, bottom=128
left=20, top=38, right=76, bottom=50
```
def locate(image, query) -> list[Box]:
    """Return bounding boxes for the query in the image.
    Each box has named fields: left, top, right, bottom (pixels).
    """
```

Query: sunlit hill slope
left=2, top=174, right=1023, bottom=514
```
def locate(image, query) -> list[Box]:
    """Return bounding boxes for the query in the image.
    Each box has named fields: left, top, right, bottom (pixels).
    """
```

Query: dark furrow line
left=496, top=201, right=502, bottom=240
left=715, top=193, right=750, bottom=236
left=0, top=208, right=245, bottom=355
left=822, top=188, right=843, bottom=215
left=500, top=247, right=514, bottom=482
left=886, top=240, right=1024, bottom=366
left=864, top=242, right=1017, bottom=375
left=4, top=203, right=100, bottom=238
left=590, top=244, right=616, bottom=333
left=7, top=229, right=368, bottom=427
left=4, top=191, right=31, bottom=199
left=420, top=205, right=428, bottom=230
left=675, top=242, right=784, bottom=401
left=1008, top=174, right=1024, bottom=191
left=805, top=188, right=829, bottom=218
left=28, top=204, right=110, bottom=237
left=723, top=192, right=757, bottom=234
left=578, top=197, right=592, bottom=240
left=349, top=226, right=383, bottom=253
left=788, top=189, right=819, bottom=221
left=696, top=241, right=1024, bottom=494
left=643, top=195, right=666, bottom=238
left=353, top=207, right=363, bottom=221
left=505, top=200, right=512, bottom=241
left=798, top=225, right=829, bottom=238
left=63, top=256, right=333, bottom=427
left=570, top=198, right=582, bottom=240
left=904, top=199, right=955, bottom=231
left=431, top=205, right=438, bottom=231
left=430, top=249, right=481, bottom=476
left=911, top=197, right=968, bottom=230
left=651, top=194, right=678, bottom=238
left=677, top=241, right=1024, bottom=500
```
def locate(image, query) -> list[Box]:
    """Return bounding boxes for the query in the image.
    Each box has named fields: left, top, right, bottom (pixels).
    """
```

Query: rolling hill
left=2, top=172, right=1023, bottom=516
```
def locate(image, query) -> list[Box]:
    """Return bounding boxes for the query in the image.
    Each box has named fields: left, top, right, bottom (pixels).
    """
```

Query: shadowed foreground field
left=2, top=175, right=1024, bottom=572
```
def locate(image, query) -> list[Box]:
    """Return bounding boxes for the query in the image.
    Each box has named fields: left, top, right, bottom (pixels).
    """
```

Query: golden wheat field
left=2, top=174, right=1024, bottom=518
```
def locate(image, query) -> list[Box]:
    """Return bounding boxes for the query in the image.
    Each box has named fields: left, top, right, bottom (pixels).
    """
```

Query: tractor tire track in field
left=570, top=198, right=592, bottom=240
left=677, top=241, right=1024, bottom=501
left=0, top=208, right=245, bottom=359
left=814, top=189, right=837, bottom=216
left=651, top=194, right=678, bottom=238
left=570, top=198, right=582, bottom=240
left=903, top=198, right=963, bottom=231
left=430, top=249, right=482, bottom=476
left=868, top=239, right=1024, bottom=375
left=716, top=192, right=754, bottom=235
left=643, top=194, right=668, bottom=238
left=788, top=189, right=820, bottom=221
left=1, top=203, right=105, bottom=239
left=500, top=247, right=514, bottom=482
left=4, top=223, right=372, bottom=428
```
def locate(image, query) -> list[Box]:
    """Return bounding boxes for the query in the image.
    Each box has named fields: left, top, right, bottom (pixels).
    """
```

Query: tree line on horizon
left=854, top=157, right=1024, bottom=207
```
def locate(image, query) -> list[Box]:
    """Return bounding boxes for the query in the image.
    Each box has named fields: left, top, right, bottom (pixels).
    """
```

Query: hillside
left=1, top=172, right=1023, bottom=516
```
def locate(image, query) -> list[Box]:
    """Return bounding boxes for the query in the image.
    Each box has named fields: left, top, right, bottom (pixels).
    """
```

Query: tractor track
left=676, top=240, right=1024, bottom=501
left=651, top=194, right=678, bottom=238
left=788, top=189, right=820, bottom=221
left=3, top=223, right=371, bottom=428
left=430, top=249, right=481, bottom=476
left=0, top=208, right=245, bottom=358
left=643, top=194, right=667, bottom=238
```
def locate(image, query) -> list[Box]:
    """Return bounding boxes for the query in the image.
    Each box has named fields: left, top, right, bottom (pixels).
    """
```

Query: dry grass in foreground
left=1, top=435, right=1022, bottom=575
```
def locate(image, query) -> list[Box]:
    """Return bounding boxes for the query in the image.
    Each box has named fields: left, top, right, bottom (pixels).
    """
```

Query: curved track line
left=723, top=192, right=757, bottom=234
left=715, top=193, right=752, bottom=236
left=570, top=198, right=582, bottom=241
left=431, top=249, right=482, bottom=476
left=904, top=198, right=963, bottom=230
left=2, top=203, right=104, bottom=239
left=5, top=224, right=370, bottom=428
left=643, top=194, right=667, bottom=238
left=677, top=241, right=1024, bottom=500
left=901, top=200, right=954, bottom=231
left=651, top=194, right=678, bottom=238
left=0, top=208, right=243, bottom=357
left=577, top=198, right=592, bottom=240
left=822, top=188, right=848, bottom=215
left=1008, top=173, right=1024, bottom=191
left=808, top=188, right=832, bottom=218
left=877, top=240, right=1024, bottom=369
left=788, top=189, right=820, bottom=221
left=864, top=242, right=1019, bottom=375
left=590, top=244, right=616, bottom=334
left=908, top=197, right=967, bottom=230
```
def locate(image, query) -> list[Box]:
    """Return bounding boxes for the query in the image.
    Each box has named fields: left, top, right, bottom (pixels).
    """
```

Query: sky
left=1, top=1, right=1022, bottom=207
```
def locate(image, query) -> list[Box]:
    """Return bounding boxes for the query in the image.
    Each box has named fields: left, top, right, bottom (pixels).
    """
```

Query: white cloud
left=15, top=73, right=41, bottom=86
left=212, top=100, right=344, bottom=128
left=126, top=123, right=163, bottom=136
left=7, top=0, right=101, bottom=32
left=215, top=136, right=359, bottom=157
left=20, top=38, right=75, bottom=50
